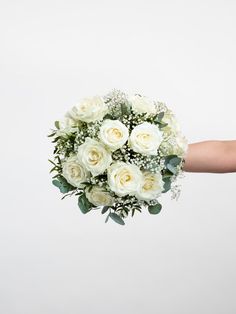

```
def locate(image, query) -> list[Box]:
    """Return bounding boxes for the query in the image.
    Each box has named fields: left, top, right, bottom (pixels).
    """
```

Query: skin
left=183, top=140, right=236, bottom=173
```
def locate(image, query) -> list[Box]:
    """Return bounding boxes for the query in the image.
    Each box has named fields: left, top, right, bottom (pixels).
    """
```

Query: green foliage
left=131, top=206, right=142, bottom=217
left=109, top=212, right=125, bottom=225
left=105, top=213, right=110, bottom=223
left=148, top=202, right=162, bottom=214
left=120, top=102, right=131, bottom=116
left=158, top=122, right=168, bottom=128
left=103, top=113, right=115, bottom=120
left=54, top=121, right=60, bottom=129
left=51, top=132, right=77, bottom=158
left=147, top=111, right=168, bottom=128
left=80, top=181, right=94, bottom=192
left=52, top=176, right=76, bottom=194
left=164, top=155, right=182, bottom=175
left=101, top=206, right=110, bottom=214
left=48, top=158, right=62, bottom=177
left=157, top=111, right=164, bottom=121
left=47, top=132, right=56, bottom=137
left=162, top=177, right=172, bottom=193
left=152, top=111, right=164, bottom=123
left=78, top=193, right=94, bottom=214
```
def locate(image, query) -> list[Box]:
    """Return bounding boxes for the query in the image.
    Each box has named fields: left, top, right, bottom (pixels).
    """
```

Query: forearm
left=183, top=140, right=236, bottom=173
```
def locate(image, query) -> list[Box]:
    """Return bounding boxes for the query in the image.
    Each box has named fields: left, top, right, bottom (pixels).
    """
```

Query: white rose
left=56, top=117, right=81, bottom=138
left=98, top=119, right=129, bottom=151
left=77, top=137, right=112, bottom=176
left=129, top=94, right=157, bottom=115
left=107, top=161, right=142, bottom=197
left=162, top=110, right=181, bottom=135
left=128, top=122, right=163, bottom=155
left=85, top=185, right=115, bottom=206
left=62, top=155, right=90, bottom=188
left=135, top=171, right=164, bottom=201
left=66, top=95, right=108, bottom=123
left=159, top=133, right=188, bottom=158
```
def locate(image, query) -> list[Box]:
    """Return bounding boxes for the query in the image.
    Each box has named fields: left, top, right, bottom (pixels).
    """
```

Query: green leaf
left=109, top=212, right=125, bottom=225
left=105, top=213, right=110, bottom=223
left=52, top=177, right=75, bottom=194
left=169, top=156, right=182, bottom=167
left=78, top=193, right=93, bottom=214
left=148, top=203, right=162, bottom=214
left=48, top=159, right=57, bottom=166
left=162, top=177, right=172, bottom=193
left=103, top=113, right=115, bottom=120
left=164, top=155, right=182, bottom=175
left=52, top=137, right=60, bottom=143
left=49, top=167, right=57, bottom=173
left=47, top=132, right=56, bottom=137
left=54, top=121, right=60, bottom=129
left=164, top=155, right=180, bottom=165
left=162, top=169, right=173, bottom=178
left=88, top=185, right=93, bottom=192
left=101, top=206, right=110, bottom=214
left=157, top=111, right=164, bottom=121
left=120, top=103, right=131, bottom=116
left=158, top=122, right=168, bottom=128
left=167, top=164, right=177, bottom=174
left=153, top=111, right=165, bottom=124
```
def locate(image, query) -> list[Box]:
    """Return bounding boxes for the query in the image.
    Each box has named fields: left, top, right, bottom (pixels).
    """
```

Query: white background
left=0, top=1, right=235, bottom=313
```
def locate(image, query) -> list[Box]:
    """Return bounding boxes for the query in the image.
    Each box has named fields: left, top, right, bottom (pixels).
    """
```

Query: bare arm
left=183, top=140, right=236, bottom=173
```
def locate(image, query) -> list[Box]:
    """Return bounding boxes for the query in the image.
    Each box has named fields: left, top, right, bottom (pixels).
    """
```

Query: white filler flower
left=160, top=133, right=188, bottom=158
left=128, top=122, right=163, bottom=155
left=77, top=137, right=112, bottom=176
left=162, top=109, right=181, bottom=135
left=98, top=119, right=129, bottom=151
left=135, top=170, right=164, bottom=201
left=107, top=161, right=142, bottom=197
left=128, top=94, right=157, bottom=114
left=85, top=185, right=115, bottom=206
left=66, top=95, right=108, bottom=123
left=62, top=155, right=90, bottom=188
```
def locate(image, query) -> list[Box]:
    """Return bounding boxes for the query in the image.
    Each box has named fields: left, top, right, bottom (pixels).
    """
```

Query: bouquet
left=48, top=89, right=188, bottom=225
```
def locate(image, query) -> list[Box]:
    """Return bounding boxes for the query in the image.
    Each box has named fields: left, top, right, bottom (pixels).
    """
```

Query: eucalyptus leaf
left=169, top=156, right=182, bottom=167
left=105, top=213, right=110, bottom=223
left=157, top=111, right=164, bottom=121
left=101, top=206, right=110, bottom=214
left=78, top=193, right=93, bottom=214
left=109, top=212, right=125, bottom=225
left=162, top=177, right=172, bottom=193
left=153, top=111, right=165, bottom=124
left=162, top=170, right=173, bottom=178
left=52, top=177, right=75, bottom=194
left=165, top=155, right=181, bottom=166
left=158, top=122, right=168, bottom=128
left=148, top=203, right=162, bottom=214
left=164, top=155, right=182, bottom=174
left=167, top=164, right=177, bottom=174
